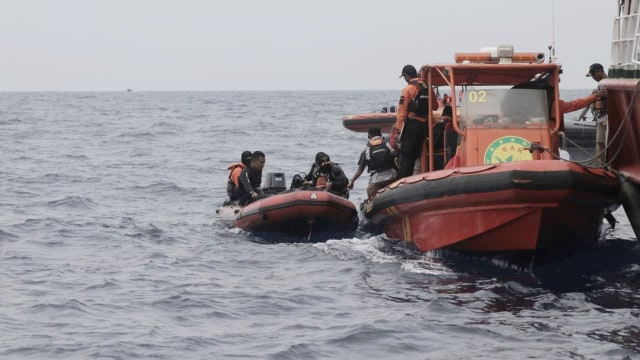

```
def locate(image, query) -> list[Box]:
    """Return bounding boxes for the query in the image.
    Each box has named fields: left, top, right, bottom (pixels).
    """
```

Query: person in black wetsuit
left=237, top=151, right=266, bottom=205
left=304, top=152, right=349, bottom=198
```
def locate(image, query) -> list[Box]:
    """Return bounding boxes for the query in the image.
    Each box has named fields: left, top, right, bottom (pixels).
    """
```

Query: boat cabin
left=419, top=46, right=563, bottom=171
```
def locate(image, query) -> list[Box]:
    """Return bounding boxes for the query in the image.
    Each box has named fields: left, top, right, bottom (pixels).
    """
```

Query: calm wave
left=0, top=91, right=638, bottom=359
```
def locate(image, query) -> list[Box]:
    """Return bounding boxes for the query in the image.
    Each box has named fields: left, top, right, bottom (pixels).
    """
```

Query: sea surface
left=0, top=90, right=639, bottom=360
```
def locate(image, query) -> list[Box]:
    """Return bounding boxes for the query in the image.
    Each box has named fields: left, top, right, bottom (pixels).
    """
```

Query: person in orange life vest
left=304, top=152, right=350, bottom=198
left=237, top=151, right=266, bottom=205
left=348, top=127, right=397, bottom=199
left=226, top=150, right=252, bottom=202
left=390, top=64, right=439, bottom=179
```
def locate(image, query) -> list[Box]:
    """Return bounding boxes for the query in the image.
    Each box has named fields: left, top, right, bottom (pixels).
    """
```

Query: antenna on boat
left=548, top=0, right=557, bottom=63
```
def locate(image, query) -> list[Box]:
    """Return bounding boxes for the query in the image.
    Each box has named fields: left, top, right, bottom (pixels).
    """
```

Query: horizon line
left=0, top=88, right=596, bottom=93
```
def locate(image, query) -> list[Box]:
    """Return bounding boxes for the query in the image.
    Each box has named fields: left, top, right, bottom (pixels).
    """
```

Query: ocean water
left=0, top=90, right=638, bottom=360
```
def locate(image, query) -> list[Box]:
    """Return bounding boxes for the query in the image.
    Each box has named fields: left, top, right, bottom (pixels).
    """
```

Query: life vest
left=365, top=137, right=394, bottom=173
left=407, top=83, right=430, bottom=117
left=226, top=162, right=246, bottom=194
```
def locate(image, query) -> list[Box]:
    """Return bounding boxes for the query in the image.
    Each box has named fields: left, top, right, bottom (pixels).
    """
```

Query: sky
left=0, top=0, right=615, bottom=91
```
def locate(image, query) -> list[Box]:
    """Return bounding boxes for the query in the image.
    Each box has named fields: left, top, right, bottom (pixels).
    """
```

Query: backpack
left=366, top=141, right=394, bottom=173
left=408, top=84, right=430, bottom=116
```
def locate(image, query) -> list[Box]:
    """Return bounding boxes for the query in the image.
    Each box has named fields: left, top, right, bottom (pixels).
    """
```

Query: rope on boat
left=599, top=81, right=640, bottom=168
left=541, top=82, right=640, bottom=169
left=564, top=136, right=598, bottom=157
left=542, top=137, right=600, bottom=165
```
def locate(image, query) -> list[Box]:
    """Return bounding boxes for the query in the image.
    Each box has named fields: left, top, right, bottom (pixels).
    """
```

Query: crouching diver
left=304, top=152, right=349, bottom=198
left=237, top=151, right=266, bottom=205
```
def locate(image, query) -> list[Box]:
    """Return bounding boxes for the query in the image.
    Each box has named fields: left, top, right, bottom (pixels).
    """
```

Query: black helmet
left=315, top=152, right=330, bottom=165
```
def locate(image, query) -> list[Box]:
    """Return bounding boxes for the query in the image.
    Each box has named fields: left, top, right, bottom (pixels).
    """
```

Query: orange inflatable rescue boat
left=217, top=172, right=357, bottom=241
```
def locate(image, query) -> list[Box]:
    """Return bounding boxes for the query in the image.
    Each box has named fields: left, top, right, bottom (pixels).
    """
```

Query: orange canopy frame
left=416, top=62, right=563, bottom=172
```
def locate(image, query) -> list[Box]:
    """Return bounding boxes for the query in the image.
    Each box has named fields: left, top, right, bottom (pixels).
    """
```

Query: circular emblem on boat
left=310, top=193, right=317, bottom=200
left=483, top=136, right=532, bottom=164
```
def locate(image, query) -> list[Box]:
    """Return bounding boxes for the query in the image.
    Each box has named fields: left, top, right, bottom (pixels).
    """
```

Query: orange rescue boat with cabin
left=362, top=46, right=620, bottom=257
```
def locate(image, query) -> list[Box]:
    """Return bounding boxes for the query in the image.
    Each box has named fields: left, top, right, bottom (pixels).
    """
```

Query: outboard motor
left=264, top=172, right=287, bottom=194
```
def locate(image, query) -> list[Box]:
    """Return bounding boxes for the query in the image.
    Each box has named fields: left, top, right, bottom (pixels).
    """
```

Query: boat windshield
left=459, top=88, right=549, bottom=129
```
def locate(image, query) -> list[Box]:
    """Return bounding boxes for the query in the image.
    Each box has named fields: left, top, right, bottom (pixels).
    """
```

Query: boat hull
left=231, top=190, right=357, bottom=239
left=601, top=78, right=640, bottom=240
left=364, top=161, right=619, bottom=254
left=342, top=113, right=397, bottom=133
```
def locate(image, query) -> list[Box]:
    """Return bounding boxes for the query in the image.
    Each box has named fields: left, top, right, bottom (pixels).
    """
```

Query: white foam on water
left=231, top=228, right=245, bottom=235
left=315, top=235, right=398, bottom=263
left=317, top=236, right=456, bottom=277
left=399, top=259, right=453, bottom=276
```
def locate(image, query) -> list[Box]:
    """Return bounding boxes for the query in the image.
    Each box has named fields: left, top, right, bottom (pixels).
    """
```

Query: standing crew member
left=586, top=63, right=608, bottom=166
left=586, top=63, right=615, bottom=227
left=391, top=64, right=439, bottom=179
left=348, top=127, right=397, bottom=199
